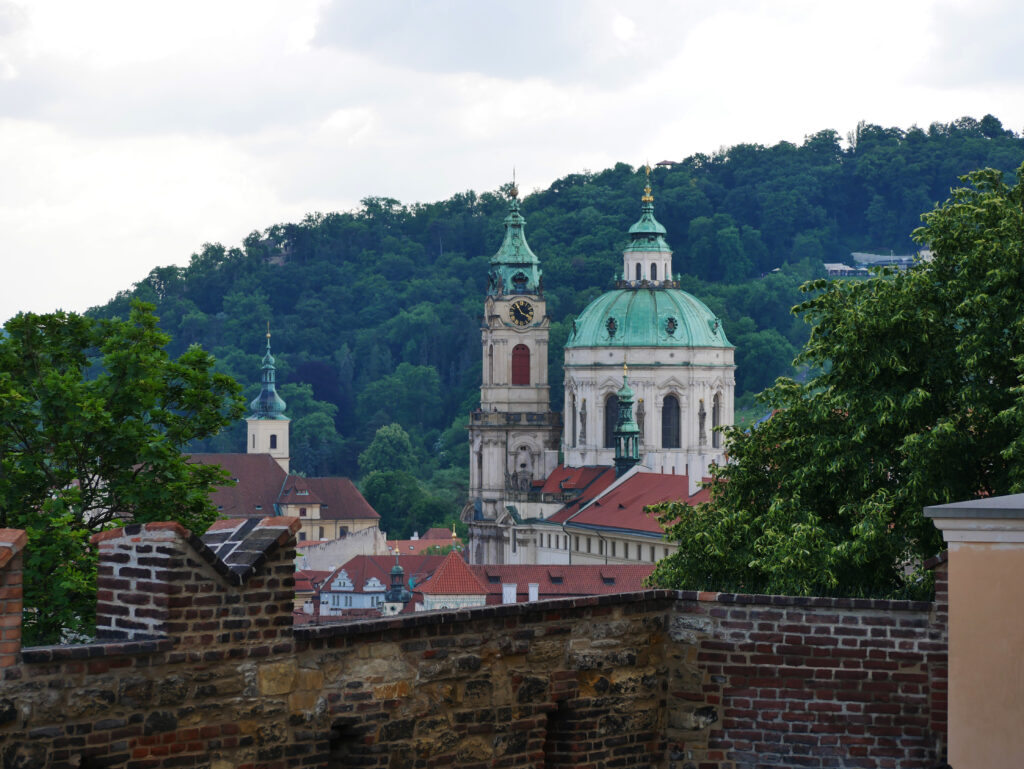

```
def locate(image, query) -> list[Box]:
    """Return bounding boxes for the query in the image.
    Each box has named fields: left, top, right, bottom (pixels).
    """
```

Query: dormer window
left=297, top=489, right=309, bottom=495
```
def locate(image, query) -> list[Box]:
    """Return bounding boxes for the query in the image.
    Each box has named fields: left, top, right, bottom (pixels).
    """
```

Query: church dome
left=566, top=287, right=731, bottom=349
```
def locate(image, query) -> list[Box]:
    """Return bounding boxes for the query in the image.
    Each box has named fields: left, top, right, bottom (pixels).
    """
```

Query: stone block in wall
left=91, top=517, right=299, bottom=646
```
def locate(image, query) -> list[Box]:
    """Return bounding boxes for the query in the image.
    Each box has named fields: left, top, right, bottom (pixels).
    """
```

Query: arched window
left=604, top=394, right=619, bottom=448
left=270, top=434, right=278, bottom=450
left=651, top=263, right=658, bottom=281
left=662, top=395, right=680, bottom=448
left=511, top=344, right=530, bottom=385
left=712, top=393, right=722, bottom=449
left=570, top=393, right=577, bottom=447
left=488, top=345, right=494, bottom=385
left=635, top=263, right=642, bottom=281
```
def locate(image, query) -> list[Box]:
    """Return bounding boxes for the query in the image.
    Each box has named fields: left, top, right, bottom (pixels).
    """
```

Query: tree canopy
left=0, top=302, right=244, bottom=643
left=650, top=163, right=1024, bottom=598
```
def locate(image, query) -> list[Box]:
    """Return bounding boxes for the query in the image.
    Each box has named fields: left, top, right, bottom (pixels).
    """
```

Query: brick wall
left=667, top=588, right=947, bottom=768
left=0, top=520, right=948, bottom=769
left=0, top=529, right=25, bottom=669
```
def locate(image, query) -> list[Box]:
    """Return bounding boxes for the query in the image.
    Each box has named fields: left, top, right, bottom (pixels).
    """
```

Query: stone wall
left=0, top=520, right=948, bottom=769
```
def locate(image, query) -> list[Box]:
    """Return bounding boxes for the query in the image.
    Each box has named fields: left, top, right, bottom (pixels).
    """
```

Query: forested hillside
left=91, top=115, right=1024, bottom=536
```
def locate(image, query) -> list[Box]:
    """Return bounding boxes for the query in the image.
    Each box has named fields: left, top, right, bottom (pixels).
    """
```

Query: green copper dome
left=566, top=288, right=731, bottom=349
left=249, top=334, right=288, bottom=420
left=487, top=193, right=542, bottom=297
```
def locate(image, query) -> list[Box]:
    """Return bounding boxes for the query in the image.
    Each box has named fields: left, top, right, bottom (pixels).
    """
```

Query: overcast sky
left=2, top=0, right=1023, bottom=322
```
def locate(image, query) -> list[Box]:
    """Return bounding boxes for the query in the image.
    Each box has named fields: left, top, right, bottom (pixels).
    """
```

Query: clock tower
left=464, top=184, right=562, bottom=563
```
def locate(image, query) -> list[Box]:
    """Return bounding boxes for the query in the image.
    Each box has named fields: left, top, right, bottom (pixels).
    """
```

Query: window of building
left=270, top=434, right=278, bottom=450
left=511, top=344, right=530, bottom=385
left=575, top=536, right=580, bottom=550
left=586, top=537, right=592, bottom=554
left=298, top=531, right=306, bottom=541
left=635, top=263, right=642, bottom=280
left=611, top=541, right=616, bottom=558
left=604, top=394, right=619, bottom=448
left=319, top=527, right=324, bottom=539
left=599, top=540, right=604, bottom=555
left=251, top=434, right=256, bottom=449
left=650, top=545, right=655, bottom=561
left=299, top=507, right=307, bottom=517
left=651, top=263, right=658, bottom=281
left=488, top=344, right=494, bottom=385
left=662, top=394, right=681, bottom=448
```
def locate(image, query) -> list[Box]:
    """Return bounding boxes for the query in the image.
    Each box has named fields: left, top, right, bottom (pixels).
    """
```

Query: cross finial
left=509, top=166, right=519, bottom=200
left=642, top=163, right=654, bottom=203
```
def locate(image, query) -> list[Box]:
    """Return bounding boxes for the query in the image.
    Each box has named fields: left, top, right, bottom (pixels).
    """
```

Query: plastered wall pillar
left=926, top=494, right=1024, bottom=768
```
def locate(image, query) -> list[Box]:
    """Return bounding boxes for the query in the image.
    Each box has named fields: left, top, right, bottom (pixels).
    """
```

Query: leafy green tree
left=358, top=423, right=416, bottom=476
left=0, top=302, right=244, bottom=643
left=651, top=164, right=1024, bottom=598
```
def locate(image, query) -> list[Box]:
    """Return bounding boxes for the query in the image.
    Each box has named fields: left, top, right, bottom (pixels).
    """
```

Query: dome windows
left=606, top=317, right=618, bottom=338
left=665, top=317, right=677, bottom=336
left=662, top=395, right=681, bottom=448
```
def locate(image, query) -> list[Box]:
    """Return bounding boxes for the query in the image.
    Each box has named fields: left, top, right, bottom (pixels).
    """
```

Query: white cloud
left=2, top=0, right=1024, bottom=321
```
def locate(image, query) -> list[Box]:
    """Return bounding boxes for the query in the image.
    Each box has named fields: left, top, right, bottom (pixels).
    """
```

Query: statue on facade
left=636, top=398, right=645, bottom=446
left=579, top=399, right=587, bottom=444
left=698, top=398, right=707, bottom=447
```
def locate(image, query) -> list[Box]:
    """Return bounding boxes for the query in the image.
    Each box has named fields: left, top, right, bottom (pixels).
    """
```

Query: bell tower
left=464, top=182, right=562, bottom=563
left=246, top=326, right=290, bottom=473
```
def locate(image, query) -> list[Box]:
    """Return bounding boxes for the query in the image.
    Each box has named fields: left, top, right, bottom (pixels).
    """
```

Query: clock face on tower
left=509, top=300, right=534, bottom=326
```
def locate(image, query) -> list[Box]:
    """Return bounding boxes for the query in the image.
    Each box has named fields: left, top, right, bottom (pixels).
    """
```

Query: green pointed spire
left=625, top=165, right=671, bottom=255
left=249, top=326, right=288, bottom=420
left=614, top=364, right=641, bottom=477
left=487, top=183, right=543, bottom=297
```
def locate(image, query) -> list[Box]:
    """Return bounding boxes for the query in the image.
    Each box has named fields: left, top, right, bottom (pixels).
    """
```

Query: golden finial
left=266, top=321, right=271, bottom=340
left=642, top=163, right=654, bottom=203
left=623, top=363, right=629, bottom=377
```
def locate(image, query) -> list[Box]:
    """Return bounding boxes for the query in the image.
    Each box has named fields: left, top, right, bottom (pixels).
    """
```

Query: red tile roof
left=567, top=471, right=708, bottom=534
left=187, top=453, right=378, bottom=521
left=322, top=555, right=446, bottom=598
left=417, top=551, right=487, bottom=596
left=300, top=476, right=379, bottom=521
left=189, top=453, right=287, bottom=517
left=294, top=569, right=332, bottom=594
left=469, top=564, right=654, bottom=602
left=545, top=466, right=618, bottom=523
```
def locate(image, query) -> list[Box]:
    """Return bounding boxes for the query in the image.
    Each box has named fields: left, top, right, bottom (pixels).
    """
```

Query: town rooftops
left=566, top=471, right=710, bottom=534
left=188, top=453, right=379, bottom=521
left=472, top=564, right=654, bottom=603
left=417, top=551, right=488, bottom=596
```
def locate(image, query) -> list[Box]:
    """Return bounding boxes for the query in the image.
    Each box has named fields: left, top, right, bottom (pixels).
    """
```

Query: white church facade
left=463, top=171, right=736, bottom=565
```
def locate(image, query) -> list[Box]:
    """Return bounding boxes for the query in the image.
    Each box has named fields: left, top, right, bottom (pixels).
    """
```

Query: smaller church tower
left=246, top=327, right=290, bottom=473
left=613, top=365, right=640, bottom=477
